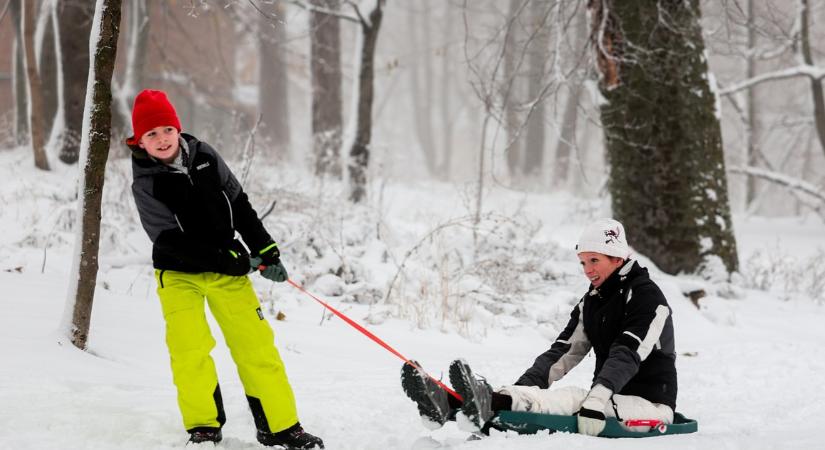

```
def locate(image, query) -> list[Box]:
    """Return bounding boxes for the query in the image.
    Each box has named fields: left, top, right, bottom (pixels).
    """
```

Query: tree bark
left=348, top=0, right=384, bottom=203
left=258, top=0, right=290, bottom=156
left=66, top=0, right=122, bottom=350
left=592, top=0, right=739, bottom=275
left=310, top=0, right=343, bottom=177
left=744, top=0, right=758, bottom=207
left=10, top=0, right=29, bottom=146
left=800, top=0, right=825, bottom=160
left=40, top=6, right=59, bottom=140
left=522, top=0, right=549, bottom=177
left=503, top=0, right=521, bottom=178
left=22, top=0, right=49, bottom=169
left=57, top=0, right=95, bottom=164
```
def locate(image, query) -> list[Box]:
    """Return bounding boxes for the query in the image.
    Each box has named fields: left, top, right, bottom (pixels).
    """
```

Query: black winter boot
left=187, top=427, right=222, bottom=444
left=257, top=423, right=324, bottom=449
left=401, top=360, right=453, bottom=428
left=449, top=359, right=494, bottom=431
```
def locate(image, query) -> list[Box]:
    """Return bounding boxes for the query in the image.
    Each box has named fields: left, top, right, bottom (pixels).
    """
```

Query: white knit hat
left=575, top=218, right=631, bottom=259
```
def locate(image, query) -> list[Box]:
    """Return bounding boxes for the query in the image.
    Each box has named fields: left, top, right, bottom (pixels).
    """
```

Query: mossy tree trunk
left=590, top=0, right=739, bottom=275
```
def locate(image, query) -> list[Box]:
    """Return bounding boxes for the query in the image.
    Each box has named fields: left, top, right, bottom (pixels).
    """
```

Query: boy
left=402, top=218, right=677, bottom=436
left=129, top=89, right=323, bottom=449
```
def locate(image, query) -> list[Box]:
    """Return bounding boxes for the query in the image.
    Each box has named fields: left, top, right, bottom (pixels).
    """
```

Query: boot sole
left=449, top=359, right=490, bottom=430
left=401, top=362, right=448, bottom=426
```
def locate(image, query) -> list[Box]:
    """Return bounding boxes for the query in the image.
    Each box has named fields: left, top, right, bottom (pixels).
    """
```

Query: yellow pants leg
left=156, top=270, right=226, bottom=432
left=204, top=273, right=299, bottom=433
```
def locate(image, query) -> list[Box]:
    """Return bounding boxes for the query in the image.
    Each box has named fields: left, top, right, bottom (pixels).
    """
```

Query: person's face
left=139, top=126, right=180, bottom=163
left=578, top=252, right=624, bottom=288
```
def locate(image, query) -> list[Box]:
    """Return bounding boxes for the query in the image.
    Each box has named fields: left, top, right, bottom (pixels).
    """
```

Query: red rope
left=286, top=278, right=463, bottom=402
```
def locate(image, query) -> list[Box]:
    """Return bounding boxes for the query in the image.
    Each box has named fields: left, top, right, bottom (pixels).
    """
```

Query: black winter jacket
left=515, top=260, right=678, bottom=409
left=130, top=133, right=274, bottom=274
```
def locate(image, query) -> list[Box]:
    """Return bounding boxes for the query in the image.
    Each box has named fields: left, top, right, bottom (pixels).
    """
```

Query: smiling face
left=578, top=251, right=625, bottom=288
left=139, top=126, right=180, bottom=163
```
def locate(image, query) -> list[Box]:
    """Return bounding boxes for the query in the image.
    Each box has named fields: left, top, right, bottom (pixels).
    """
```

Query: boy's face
left=578, top=252, right=624, bottom=288
left=139, top=126, right=180, bottom=163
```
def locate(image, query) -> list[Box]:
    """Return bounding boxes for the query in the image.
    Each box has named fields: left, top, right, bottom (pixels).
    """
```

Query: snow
left=1, top=146, right=825, bottom=449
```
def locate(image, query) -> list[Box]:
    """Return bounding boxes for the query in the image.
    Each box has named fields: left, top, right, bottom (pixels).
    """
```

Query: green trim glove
left=256, top=243, right=289, bottom=283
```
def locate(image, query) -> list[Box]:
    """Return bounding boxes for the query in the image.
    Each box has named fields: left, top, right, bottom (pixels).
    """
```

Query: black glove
left=217, top=245, right=252, bottom=276
left=257, top=242, right=289, bottom=282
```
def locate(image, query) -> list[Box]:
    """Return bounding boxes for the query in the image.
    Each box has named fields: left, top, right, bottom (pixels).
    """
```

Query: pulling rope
left=285, top=278, right=463, bottom=402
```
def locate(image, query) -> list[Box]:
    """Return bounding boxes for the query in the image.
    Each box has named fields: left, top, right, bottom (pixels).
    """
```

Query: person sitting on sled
left=401, top=218, right=677, bottom=436
left=128, top=89, right=323, bottom=448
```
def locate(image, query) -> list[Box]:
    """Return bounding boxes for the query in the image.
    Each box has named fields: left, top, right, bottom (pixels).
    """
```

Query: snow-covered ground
left=1, top=147, right=824, bottom=449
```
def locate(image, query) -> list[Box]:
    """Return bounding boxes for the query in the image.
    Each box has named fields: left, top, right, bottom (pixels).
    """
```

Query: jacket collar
left=588, top=259, right=639, bottom=299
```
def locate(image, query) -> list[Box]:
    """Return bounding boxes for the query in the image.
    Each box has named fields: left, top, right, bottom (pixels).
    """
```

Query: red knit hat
left=128, top=89, right=181, bottom=145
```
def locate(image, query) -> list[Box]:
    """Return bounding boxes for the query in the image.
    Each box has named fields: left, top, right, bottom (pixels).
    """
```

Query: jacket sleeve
left=205, top=142, right=275, bottom=253
left=593, top=282, right=671, bottom=392
left=515, top=300, right=592, bottom=388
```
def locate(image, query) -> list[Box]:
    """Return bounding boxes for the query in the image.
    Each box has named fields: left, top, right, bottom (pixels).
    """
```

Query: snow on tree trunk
left=348, top=0, right=384, bottom=203
left=22, top=0, right=50, bottom=170
left=591, top=0, right=739, bottom=275
left=258, top=0, right=290, bottom=156
left=62, top=0, right=122, bottom=350
left=57, top=0, right=95, bottom=164
left=310, top=0, right=343, bottom=177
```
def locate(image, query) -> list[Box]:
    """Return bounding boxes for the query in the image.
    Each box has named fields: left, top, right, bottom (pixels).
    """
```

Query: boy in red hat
left=128, top=89, right=323, bottom=449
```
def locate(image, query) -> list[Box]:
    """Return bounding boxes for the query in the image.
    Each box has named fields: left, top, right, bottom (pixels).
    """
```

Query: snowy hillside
left=1, top=147, right=824, bottom=449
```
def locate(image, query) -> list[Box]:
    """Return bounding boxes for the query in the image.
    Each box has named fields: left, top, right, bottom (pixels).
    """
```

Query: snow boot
left=187, top=427, right=222, bottom=445
left=401, top=360, right=453, bottom=428
left=449, top=359, right=494, bottom=431
left=257, top=423, right=324, bottom=449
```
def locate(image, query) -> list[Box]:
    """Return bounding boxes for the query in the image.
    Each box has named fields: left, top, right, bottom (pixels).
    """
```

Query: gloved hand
left=577, top=384, right=612, bottom=436
left=256, top=243, right=289, bottom=283
left=218, top=248, right=252, bottom=276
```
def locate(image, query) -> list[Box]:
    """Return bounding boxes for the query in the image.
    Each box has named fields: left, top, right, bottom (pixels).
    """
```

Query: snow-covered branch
left=729, top=165, right=825, bottom=205
left=718, top=65, right=825, bottom=96
left=285, top=0, right=359, bottom=23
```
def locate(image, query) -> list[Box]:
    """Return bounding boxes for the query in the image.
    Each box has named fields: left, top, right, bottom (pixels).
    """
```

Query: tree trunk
left=408, top=3, right=437, bottom=176
left=800, top=0, right=825, bottom=160
left=744, top=0, right=758, bottom=208
left=40, top=6, right=59, bottom=140
left=503, top=0, right=521, bottom=179
left=258, top=0, right=290, bottom=156
left=437, top=3, right=453, bottom=180
left=554, top=4, right=587, bottom=188
left=10, top=0, right=29, bottom=147
left=592, top=0, right=739, bottom=275
left=522, top=0, right=548, bottom=177
left=22, top=0, right=49, bottom=169
left=310, top=0, right=343, bottom=177
left=348, top=0, right=384, bottom=203
left=64, top=0, right=122, bottom=350
left=57, top=0, right=95, bottom=164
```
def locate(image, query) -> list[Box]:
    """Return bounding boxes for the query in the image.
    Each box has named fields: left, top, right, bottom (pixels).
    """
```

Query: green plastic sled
left=488, top=411, right=698, bottom=438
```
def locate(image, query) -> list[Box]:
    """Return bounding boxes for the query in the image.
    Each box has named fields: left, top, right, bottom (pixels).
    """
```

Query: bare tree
left=522, top=0, right=551, bottom=177
left=259, top=0, right=290, bottom=155
left=57, top=0, right=95, bottom=164
left=63, top=0, right=122, bottom=350
left=348, top=0, right=385, bottom=203
left=40, top=4, right=59, bottom=141
left=22, top=0, right=49, bottom=170
left=9, top=0, right=29, bottom=146
left=503, top=0, right=522, bottom=178
left=310, top=0, right=343, bottom=177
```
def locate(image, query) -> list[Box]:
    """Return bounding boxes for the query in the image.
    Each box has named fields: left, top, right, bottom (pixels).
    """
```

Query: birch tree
left=62, top=0, right=122, bottom=350
left=258, top=0, right=290, bottom=155
left=592, top=0, right=739, bottom=275
left=9, top=0, right=29, bottom=146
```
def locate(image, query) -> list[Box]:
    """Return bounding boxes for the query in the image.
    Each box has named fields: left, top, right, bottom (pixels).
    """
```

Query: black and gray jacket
left=130, top=133, right=273, bottom=274
left=515, top=260, right=678, bottom=409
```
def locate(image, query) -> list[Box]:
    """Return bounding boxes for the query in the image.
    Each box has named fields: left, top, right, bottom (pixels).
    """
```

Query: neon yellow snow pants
left=155, top=270, right=298, bottom=433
